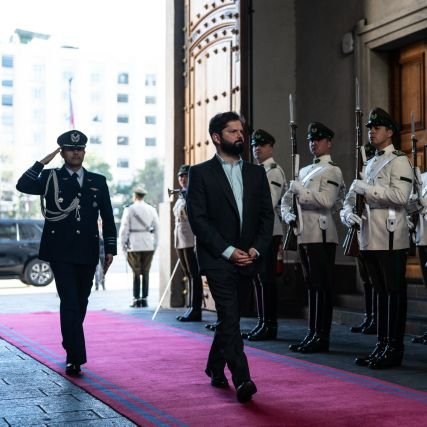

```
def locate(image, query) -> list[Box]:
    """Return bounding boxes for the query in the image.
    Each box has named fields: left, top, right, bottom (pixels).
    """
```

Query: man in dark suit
left=186, top=112, right=274, bottom=403
left=16, top=130, right=117, bottom=376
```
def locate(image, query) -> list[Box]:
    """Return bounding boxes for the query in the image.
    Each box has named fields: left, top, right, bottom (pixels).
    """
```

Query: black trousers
left=205, top=268, right=252, bottom=388
left=417, top=245, right=427, bottom=288
left=252, top=236, right=281, bottom=323
left=359, top=250, right=407, bottom=347
left=176, top=247, right=203, bottom=311
left=298, top=243, right=336, bottom=337
left=50, top=262, right=97, bottom=365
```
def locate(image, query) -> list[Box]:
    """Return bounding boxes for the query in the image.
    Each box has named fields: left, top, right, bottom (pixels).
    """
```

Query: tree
left=83, top=153, right=113, bottom=182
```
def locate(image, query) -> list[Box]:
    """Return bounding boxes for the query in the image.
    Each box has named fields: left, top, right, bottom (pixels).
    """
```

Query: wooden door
left=392, top=41, right=427, bottom=280
left=183, top=0, right=246, bottom=165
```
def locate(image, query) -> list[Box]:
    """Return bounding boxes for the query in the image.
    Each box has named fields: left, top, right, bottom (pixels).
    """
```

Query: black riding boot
left=351, top=282, right=373, bottom=333
left=290, top=289, right=316, bottom=351
left=356, top=291, right=387, bottom=366
left=242, top=276, right=264, bottom=339
left=130, top=274, right=141, bottom=307
left=370, top=292, right=406, bottom=369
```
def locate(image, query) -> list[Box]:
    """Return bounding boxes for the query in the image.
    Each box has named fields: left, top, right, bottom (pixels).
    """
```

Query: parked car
left=0, top=219, right=53, bottom=286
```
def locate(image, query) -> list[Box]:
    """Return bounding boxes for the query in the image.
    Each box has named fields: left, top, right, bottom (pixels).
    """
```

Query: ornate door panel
left=392, top=41, right=427, bottom=280
left=183, top=0, right=243, bottom=165
left=393, top=41, right=427, bottom=168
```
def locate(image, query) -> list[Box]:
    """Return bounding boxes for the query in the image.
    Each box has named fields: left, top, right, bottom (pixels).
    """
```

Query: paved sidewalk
left=0, top=339, right=135, bottom=426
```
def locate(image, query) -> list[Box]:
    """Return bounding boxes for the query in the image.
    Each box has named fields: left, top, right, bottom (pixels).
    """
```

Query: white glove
left=345, top=212, right=362, bottom=227
left=351, top=179, right=369, bottom=195
left=284, top=212, right=296, bottom=225
left=289, top=180, right=304, bottom=195
left=406, top=215, right=415, bottom=231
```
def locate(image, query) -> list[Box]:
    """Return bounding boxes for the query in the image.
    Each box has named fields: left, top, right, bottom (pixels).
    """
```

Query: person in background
left=343, top=108, right=412, bottom=369
left=16, top=130, right=117, bottom=376
left=186, top=111, right=274, bottom=403
left=119, top=186, right=160, bottom=308
left=242, top=128, right=286, bottom=341
left=282, top=122, right=345, bottom=354
left=174, top=164, right=204, bottom=322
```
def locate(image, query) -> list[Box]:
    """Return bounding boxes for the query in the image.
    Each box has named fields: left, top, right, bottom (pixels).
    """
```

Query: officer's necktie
left=72, top=172, right=80, bottom=187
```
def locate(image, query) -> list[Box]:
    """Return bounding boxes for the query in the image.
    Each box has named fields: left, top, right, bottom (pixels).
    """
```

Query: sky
left=0, top=0, right=165, bottom=57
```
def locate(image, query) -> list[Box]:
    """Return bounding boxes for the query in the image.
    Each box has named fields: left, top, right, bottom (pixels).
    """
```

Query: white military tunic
left=173, top=193, right=196, bottom=249
left=119, top=200, right=160, bottom=252
left=261, top=157, right=287, bottom=237
left=415, top=172, right=427, bottom=246
left=345, top=144, right=412, bottom=251
left=281, top=154, right=345, bottom=244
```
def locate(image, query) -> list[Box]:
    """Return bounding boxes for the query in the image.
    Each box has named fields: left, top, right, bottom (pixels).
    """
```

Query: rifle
left=283, top=94, right=303, bottom=251
left=408, top=112, right=420, bottom=255
left=343, top=80, right=364, bottom=257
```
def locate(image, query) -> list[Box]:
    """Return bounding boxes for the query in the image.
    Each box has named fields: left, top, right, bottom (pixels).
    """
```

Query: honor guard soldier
left=119, top=185, right=160, bottom=308
left=16, top=130, right=117, bottom=376
left=281, top=122, right=345, bottom=353
left=342, top=108, right=412, bottom=368
left=409, top=169, right=427, bottom=345
left=173, top=164, right=204, bottom=322
left=244, top=129, right=287, bottom=340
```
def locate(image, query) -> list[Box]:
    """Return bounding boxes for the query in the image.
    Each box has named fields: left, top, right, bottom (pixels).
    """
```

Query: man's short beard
left=220, top=139, right=244, bottom=156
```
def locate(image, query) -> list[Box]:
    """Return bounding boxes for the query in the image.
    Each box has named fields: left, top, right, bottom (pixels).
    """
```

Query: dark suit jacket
left=186, top=155, right=274, bottom=275
left=16, top=162, right=117, bottom=265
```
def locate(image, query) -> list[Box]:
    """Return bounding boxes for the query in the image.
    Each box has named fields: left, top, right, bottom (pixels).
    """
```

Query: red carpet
left=0, top=311, right=427, bottom=427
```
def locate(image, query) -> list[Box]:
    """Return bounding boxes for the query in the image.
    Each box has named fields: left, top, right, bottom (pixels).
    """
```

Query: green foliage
left=113, top=158, right=164, bottom=219
left=84, top=153, right=113, bottom=182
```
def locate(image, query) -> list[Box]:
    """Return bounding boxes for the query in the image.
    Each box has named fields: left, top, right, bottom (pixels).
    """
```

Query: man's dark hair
left=208, top=112, right=244, bottom=137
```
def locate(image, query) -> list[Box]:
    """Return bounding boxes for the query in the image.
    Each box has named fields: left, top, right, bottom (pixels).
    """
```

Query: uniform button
left=51, top=230, right=55, bottom=234
left=78, top=193, right=82, bottom=197
left=76, top=230, right=81, bottom=234
left=77, top=218, right=81, bottom=222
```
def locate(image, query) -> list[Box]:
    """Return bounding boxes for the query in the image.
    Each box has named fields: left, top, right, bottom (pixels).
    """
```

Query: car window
left=0, top=224, right=17, bottom=241
left=19, top=223, right=42, bottom=240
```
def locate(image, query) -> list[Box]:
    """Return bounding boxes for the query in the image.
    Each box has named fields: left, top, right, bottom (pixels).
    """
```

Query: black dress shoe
left=355, top=341, right=387, bottom=366
left=369, top=345, right=403, bottom=369
left=248, top=323, right=278, bottom=341
left=65, top=363, right=81, bottom=376
left=412, top=333, right=427, bottom=344
left=205, top=368, right=229, bottom=388
left=361, top=320, right=377, bottom=335
left=139, top=298, right=148, bottom=307
left=299, top=335, right=329, bottom=353
left=129, top=299, right=140, bottom=308
left=236, top=380, right=257, bottom=403
left=350, top=318, right=371, bottom=333
left=178, top=310, right=202, bottom=322
left=176, top=308, right=191, bottom=320
left=205, top=323, right=217, bottom=331
left=289, top=332, right=314, bottom=352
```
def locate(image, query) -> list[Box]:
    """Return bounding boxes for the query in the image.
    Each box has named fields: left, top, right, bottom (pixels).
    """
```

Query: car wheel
left=23, top=258, right=54, bottom=287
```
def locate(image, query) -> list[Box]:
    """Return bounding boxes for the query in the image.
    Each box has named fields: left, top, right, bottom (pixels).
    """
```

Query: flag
left=68, top=78, right=75, bottom=129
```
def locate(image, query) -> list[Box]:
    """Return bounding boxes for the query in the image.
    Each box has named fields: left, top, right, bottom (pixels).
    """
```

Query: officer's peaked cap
left=365, top=107, right=399, bottom=133
left=307, top=122, right=334, bottom=140
left=251, top=129, right=275, bottom=146
left=177, top=164, right=190, bottom=176
left=57, top=130, right=88, bottom=148
left=133, top=185, right=147, bottom=196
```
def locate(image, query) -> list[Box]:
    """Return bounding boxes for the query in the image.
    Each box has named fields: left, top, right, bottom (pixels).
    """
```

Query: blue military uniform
left=16, top=130, right=117, bottom=374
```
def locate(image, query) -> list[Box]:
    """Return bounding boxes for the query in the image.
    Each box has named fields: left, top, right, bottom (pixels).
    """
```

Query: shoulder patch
left=328, top=161, right=338, bottom=166
left=270, top=163, right=277, bottom=169
left=393, top=150, right=406, bottom=156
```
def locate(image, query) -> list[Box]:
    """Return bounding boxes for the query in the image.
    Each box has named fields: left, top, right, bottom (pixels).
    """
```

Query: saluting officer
left=343, top=108, right=412, bottom=369
left=174, top=164, right=204, bottom=322
left=282, top=122, right=345, bottom=353
left=244, top=129, right=286, bottom=340
left=16, top=130, right=117, bottom=376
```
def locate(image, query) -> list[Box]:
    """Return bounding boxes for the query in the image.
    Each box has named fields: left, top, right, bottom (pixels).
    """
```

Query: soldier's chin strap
left=40, top=169, right=81, bottom=222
